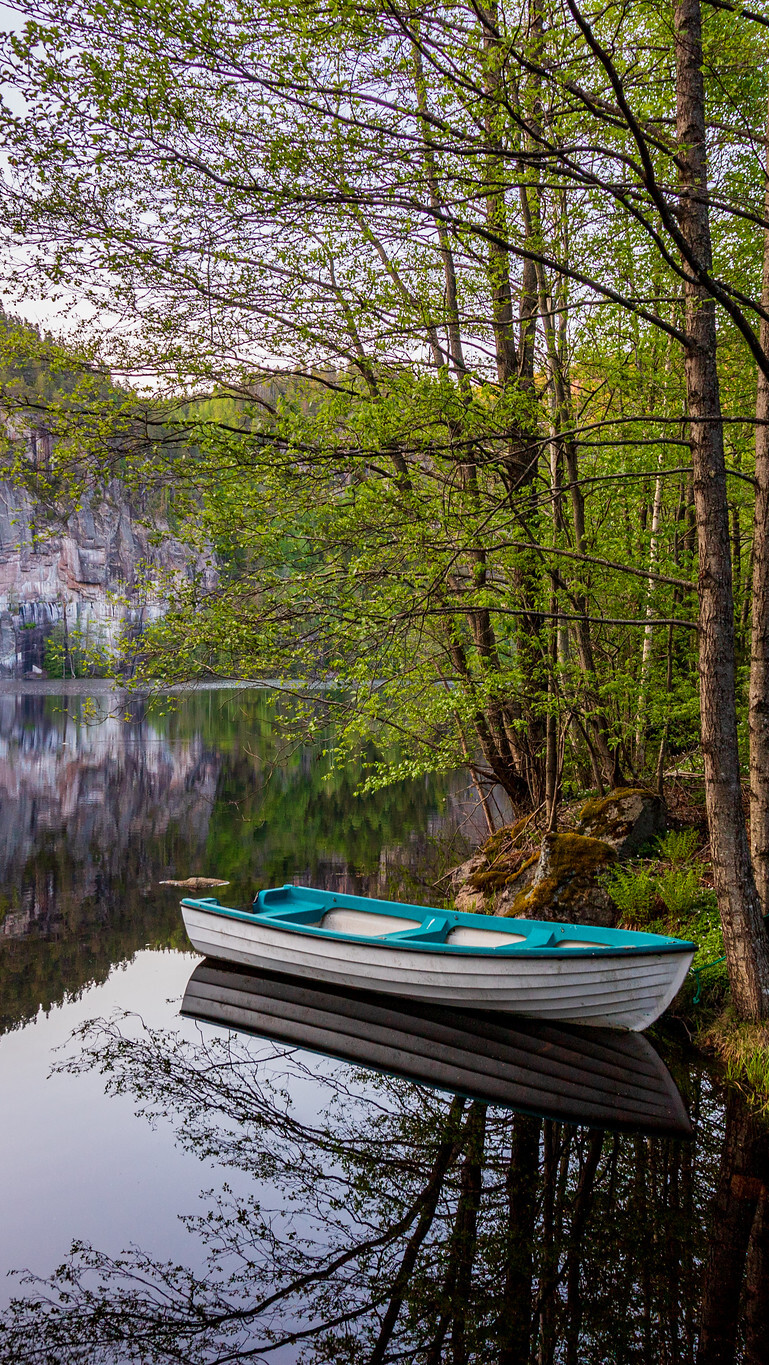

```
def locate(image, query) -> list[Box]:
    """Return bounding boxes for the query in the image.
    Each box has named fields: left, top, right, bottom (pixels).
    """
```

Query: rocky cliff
left=0, top=463, right=213, bottom=676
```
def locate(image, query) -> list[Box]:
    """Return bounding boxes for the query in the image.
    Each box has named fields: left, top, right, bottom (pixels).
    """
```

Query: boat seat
left=446, top=926, right=526, bottom=948
left=320, top=909, right=422, bottom=938
left=555, top=940, right=608, bottom=950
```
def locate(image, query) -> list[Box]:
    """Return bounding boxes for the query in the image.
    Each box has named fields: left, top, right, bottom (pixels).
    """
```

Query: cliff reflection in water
left=0, top=993, right=767, bottom=1364
left=0, top=686, right=457, bottom=1033
left=0, top=689, right=219, bottom=1032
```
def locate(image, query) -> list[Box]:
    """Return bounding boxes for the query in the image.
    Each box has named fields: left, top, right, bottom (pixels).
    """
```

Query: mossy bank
left=452, top=783, right=769, bottom=1111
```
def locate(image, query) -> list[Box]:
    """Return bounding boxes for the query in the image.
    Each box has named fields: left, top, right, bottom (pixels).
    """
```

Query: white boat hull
left=181, top=905, right=694, bottom=1031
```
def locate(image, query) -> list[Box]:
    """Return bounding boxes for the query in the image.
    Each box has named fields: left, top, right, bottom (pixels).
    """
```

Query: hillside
left=0, top=314, right=215, bottom=676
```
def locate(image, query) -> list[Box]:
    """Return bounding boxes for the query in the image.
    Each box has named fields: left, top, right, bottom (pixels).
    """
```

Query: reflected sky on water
left=0, top=686, right=767, bottom=1363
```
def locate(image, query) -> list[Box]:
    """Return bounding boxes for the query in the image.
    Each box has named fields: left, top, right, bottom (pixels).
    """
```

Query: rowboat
left=181, top=959, right=692, bottom=1136
left=180, top=883, right=695, bottom=1031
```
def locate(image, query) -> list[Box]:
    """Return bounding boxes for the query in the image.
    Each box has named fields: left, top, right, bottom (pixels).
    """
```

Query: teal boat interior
left=182, top=884, right=696, bottom=958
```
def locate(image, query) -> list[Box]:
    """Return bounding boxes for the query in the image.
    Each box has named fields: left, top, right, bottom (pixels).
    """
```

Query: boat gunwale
left=181, top=888, right=696, bottom=960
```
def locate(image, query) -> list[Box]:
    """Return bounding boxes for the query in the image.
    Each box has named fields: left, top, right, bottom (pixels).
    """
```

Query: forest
left=1, top=0, right=769, bottom=1020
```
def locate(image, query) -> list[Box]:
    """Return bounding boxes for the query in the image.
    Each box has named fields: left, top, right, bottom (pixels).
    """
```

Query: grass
left=700, top=1011, right=769, bottom=1113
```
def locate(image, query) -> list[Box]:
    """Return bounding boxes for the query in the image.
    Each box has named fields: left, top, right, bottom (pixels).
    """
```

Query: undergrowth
left=656, top=828, right=700, bottom=863
left=605, top=844, right=729, bottom=1014
left=702, top=1012, right=769, bottom=1114
left=657, top=867, right=702, bottom=914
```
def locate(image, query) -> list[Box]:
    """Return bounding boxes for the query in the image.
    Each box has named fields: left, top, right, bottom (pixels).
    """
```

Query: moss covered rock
left=451, top=818, right=539, bottom=914
left=496, top=854, right=539, bottom=912
left=502, top=832, right=618, bottom=927
left=452, top=853, right=489, bottom=913
left=577, top=787, right=666, bottom=857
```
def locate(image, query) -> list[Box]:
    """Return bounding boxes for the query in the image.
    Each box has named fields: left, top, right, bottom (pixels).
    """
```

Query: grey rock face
left=495, top=855, right=538, bottom=913
left=577, top=787, right=667, bottom=857
left=0, top=612, right=15, bottom=672
left=0, top=475, right=216, bottom=675
left=452, top=853, right=487, bottom=913
left=450, top=791, right=668, bottom=924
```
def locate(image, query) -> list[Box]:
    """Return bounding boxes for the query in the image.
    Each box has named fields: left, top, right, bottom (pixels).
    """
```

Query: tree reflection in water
left=0, top=1009, right=767, bottom=1364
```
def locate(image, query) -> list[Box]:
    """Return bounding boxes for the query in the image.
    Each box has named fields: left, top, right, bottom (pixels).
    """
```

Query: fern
left=656, top=867, right=702, bottom=915
left=605, top=866, right=657, bottom=916
left=656, top=828, right=700, bottom=864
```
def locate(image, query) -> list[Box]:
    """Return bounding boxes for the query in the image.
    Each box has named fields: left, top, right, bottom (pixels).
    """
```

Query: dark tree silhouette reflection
left=0, top=1012, right=766, bottom=1363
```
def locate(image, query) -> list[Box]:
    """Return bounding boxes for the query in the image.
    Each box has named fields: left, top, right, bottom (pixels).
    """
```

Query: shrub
left=656, top=828, right=700, bottom=864
left=43, top=623, right=110, bottom=679
left=605, top=865, right=657, bottom=917
left=656, top=867, right=702, bottom=915
left=689, top=891, right=723, bottom=957
left=43, top=627, right=68, bottom=678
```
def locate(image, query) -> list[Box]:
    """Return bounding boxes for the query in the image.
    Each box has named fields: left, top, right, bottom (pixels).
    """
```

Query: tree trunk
left=423, top=1101, right=486, bottom=1365
left=675, top=0, right=769, bottom=1019
left=564, top=1132, right=603, bottom=1365
left=369, top=1095, right=467, bottom=1365
left=498, top=1115, right=539, bottom=1364
left=749, top=93, right=769, bottom=918
left=537, top=1120, right=561, bottom=1365
left=696, top=1091, right=769, bottom=1364
left=744, top=1188, right=769, bottom=1365
left=635, top=457, right=665, bottom=771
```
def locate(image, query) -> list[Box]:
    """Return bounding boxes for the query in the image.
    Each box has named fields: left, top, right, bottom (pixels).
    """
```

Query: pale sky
left=0, top=1, right=88, bottom=334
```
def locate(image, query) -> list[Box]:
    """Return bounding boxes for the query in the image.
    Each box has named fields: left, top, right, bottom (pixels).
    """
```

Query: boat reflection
left=181, top=958, right=692, bottom=1137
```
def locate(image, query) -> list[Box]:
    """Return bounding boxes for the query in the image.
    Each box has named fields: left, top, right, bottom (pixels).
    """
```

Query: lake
left=0, top=684, right=766, bottom=1364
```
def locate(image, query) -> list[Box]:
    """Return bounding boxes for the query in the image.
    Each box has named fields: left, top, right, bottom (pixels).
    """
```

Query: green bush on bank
left=43, top=623, right=110, bottom=679
left=603, top=838, right=729, bottom=1016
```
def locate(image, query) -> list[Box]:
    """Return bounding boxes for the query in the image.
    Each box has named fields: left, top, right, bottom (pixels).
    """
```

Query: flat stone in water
left=159, top=877, right=230, bottom=889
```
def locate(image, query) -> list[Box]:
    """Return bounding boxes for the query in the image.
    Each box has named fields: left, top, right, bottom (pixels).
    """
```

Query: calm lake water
left=0, top=685, right=767, bottom=1363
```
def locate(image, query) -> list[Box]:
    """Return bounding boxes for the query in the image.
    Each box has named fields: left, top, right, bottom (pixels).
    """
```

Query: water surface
left=0, top=686, right=767, bottom=1363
